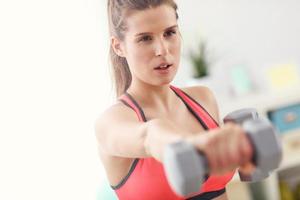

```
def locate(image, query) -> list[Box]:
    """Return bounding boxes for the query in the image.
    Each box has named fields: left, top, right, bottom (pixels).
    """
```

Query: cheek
left=131, top=46, right=153, bottom=67
left=170, top=38, right=181, bottom=57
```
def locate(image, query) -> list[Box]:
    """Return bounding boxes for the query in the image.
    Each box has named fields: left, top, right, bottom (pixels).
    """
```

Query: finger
left=227, top=131, right=240, bottom=170
left=214, top=130, right=235, bottom=175
left=205, top=133, right=220, bottom=175
left=217, top=131, right=231, bottom=174
left=239, top=162, right=256, bottom=175
left=240, top=134, right=253, bottom=165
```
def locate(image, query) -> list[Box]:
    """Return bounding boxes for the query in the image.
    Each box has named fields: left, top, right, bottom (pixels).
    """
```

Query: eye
left=138, top=35, right=152, bottom=42
left=164, top=30, right=176, bottom=37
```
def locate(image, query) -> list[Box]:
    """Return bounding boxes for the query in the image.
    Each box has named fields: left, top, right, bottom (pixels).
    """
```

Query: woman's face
left=116, top=5, right=181, bottom=86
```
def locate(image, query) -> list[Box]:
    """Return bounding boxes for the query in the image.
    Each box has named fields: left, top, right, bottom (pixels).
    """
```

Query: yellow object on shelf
left=267, top=64, right=300, bottom=91
left=279, top=181, right=294, bottom=200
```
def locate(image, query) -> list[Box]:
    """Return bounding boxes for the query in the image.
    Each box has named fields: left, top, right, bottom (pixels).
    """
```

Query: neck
left=126, top=82, right=176, bottom=113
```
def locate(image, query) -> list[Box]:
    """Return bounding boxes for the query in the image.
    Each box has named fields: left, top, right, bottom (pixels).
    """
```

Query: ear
left=111, top=36, right=126, bottom=58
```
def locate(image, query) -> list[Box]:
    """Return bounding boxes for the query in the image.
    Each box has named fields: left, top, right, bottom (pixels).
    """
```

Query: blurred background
left=0, top=0, right=300, bottom=200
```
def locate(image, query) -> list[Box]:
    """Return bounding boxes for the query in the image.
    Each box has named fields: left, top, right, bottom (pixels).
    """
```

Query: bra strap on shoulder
left=119, top=94, right=146, bottom=122
left=170, top=85, right=218, bottom=129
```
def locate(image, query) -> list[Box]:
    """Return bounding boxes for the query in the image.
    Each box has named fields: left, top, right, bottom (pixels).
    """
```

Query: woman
left=95, top=0, right=254, bottom=199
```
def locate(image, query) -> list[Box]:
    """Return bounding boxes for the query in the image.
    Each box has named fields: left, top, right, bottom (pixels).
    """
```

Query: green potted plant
left=189, top=41, right=210, bottom=78
left=186, top=40, right=215, bottom=87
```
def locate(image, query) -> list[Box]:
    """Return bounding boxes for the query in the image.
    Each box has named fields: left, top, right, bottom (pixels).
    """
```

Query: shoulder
left=180, top=86, right=220, bottom=123
left=180, top=85, right=216, bottom=105
left=94, top=101, right=139, bottom=138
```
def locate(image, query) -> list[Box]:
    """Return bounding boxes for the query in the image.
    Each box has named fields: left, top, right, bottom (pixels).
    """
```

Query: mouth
left=154, top=63, right=173, bottom=70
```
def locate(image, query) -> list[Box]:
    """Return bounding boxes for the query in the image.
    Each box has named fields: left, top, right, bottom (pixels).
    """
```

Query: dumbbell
left=223, top=108, right=274, bottom=182
left=163, top=109, right=282, bottom=197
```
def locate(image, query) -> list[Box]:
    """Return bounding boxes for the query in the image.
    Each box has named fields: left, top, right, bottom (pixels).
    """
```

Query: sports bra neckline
left=121, top=85, right=218, bottom=129
left=122, top=85, right=194, bottom=122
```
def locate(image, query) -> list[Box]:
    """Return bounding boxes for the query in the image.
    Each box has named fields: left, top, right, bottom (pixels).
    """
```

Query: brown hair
left=107, top=0, right=178, bottom=97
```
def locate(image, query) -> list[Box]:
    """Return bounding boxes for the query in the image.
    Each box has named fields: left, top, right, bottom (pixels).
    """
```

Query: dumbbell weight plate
left=163, top=141, right=208, bottom=197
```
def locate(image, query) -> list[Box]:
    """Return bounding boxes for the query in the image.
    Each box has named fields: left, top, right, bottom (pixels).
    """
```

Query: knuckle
left=207, top=134, right=217, bottom=147
left=224, top=122, right=235, bottom=130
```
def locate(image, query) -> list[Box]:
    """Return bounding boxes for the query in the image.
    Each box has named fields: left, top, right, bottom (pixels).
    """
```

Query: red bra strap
left=170, top=85, right=218, bottom=129
left=119, top=94, right=145, bottom=122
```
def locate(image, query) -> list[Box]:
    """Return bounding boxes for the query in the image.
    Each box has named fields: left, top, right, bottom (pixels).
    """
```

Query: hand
left=187, top=123, right=254, bottom=175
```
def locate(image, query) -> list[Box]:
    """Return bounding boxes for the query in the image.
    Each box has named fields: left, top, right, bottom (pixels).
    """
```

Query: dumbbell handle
left=164, top=127, right=258, bottom=197
left=223, top=108, right=259, bottom=124
left=224, top=109, right=283, bottom=182
left=164, top=118, right=279, bottom=197
left=165, top=130, right=259, bottom=176
left=223, top=108, right=259, bottom=169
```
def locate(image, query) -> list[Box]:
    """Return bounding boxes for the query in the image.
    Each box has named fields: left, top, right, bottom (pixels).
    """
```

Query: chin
left=154, top=78, right=174, bottom=86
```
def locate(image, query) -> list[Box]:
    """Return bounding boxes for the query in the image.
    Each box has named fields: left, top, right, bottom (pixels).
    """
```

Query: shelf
left=222, top=89, right=300, bottom=200
left=277, top=129, right=300, bottom=171
left=217, top=87, right=300, bottom=119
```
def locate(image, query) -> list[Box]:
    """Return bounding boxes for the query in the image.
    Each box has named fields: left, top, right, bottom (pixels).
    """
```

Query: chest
left=144, top=104, right=207, bottom=135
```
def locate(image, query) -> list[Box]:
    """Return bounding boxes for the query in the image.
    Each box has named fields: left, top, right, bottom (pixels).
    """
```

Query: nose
left=155, top=38, right=168, bottom=57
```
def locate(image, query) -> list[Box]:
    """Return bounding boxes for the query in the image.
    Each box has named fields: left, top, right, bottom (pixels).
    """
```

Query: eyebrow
left=134, top=25, right=178, bottom=37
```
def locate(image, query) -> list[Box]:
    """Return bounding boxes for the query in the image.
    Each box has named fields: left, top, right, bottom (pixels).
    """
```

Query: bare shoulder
left=94, top=99, right=149, bottom=159
left=95, top=101, right=138, bottom=139
left=95, top=100, right=136, bottom=126
left=180, top=86, right=220, bottom=123
left=94, top=101, right=142, bottom=185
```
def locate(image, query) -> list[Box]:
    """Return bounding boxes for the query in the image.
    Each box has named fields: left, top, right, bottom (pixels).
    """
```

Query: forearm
left=143, top=118, right=190, bottom=162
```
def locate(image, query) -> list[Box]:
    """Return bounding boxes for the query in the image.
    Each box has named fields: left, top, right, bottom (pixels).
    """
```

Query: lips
left=154, top=63, right=172, bottom=70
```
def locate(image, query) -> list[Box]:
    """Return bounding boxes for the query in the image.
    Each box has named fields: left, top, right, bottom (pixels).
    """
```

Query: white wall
left=0, top=0, right=111, bottom=200
left=176, top=0, right=300, bottom=91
